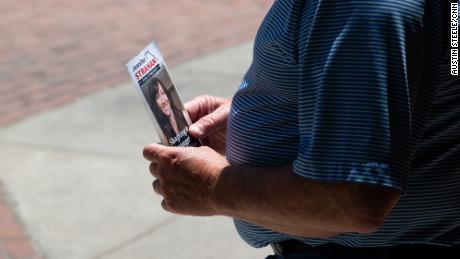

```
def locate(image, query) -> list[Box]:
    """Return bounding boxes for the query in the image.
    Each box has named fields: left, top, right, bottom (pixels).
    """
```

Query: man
left=143, top=0, right=460, bottom=258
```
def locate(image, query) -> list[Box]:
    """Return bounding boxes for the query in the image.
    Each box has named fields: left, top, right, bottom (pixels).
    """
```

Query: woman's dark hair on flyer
left=146, top=78, right=188, bottom=140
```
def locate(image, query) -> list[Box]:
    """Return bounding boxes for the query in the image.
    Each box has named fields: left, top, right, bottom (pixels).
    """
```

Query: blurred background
left=0, top=1, right=273, bottom=258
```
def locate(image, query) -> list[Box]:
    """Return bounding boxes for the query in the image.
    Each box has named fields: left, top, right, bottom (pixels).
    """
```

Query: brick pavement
left=0, top=0, right=272, bottom=126
left=0, top=183, right=42, bottom=259
left=0, top=1, right=273, bottom=258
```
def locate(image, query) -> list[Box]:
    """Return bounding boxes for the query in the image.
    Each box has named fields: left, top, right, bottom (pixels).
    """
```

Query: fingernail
left=189, top=125, right=203, bottom=136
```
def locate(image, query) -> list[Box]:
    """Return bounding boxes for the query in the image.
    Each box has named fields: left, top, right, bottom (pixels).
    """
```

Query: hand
left=185, top=95, right=230, bottom=154
left=143, top=143, right=229, bottom=216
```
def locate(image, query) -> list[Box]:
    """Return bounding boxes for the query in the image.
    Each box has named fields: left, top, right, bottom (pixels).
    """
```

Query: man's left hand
left=143, top=144, right=229, bottom=216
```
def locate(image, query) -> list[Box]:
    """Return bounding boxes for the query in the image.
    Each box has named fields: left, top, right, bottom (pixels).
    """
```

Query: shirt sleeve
left=293, top=2, right=423, bottom=192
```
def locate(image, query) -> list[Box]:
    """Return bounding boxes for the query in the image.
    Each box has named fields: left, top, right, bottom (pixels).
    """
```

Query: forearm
left=211, top=165, right=400, bottom=238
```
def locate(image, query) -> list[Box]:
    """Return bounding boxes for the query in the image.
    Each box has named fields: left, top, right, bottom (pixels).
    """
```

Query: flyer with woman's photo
left=126, top=42, right=200, bottom=147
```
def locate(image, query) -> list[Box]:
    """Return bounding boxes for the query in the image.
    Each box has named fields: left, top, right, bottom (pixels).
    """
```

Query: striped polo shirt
left=226, top=0, right=460, bottom=248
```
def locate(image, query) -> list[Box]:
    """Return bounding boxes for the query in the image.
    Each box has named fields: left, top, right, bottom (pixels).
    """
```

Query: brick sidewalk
left=0, top=0, right=272, bottom=126
left=0, top=1, right=272, bottom=258
left=0, top=184, right=42, bottom=259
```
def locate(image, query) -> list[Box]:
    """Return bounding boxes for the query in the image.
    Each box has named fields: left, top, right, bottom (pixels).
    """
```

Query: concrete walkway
left=0, top=42, right=271, bottom=259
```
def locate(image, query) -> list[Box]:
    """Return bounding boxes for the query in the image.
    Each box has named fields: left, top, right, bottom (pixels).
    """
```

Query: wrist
left=210, top=164, right=240, bottom=217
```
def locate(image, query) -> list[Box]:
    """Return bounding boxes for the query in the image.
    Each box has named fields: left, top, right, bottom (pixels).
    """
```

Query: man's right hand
left=185, top=95, right=230, bottom=154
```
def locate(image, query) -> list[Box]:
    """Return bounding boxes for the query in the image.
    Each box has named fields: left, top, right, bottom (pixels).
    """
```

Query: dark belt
left=271, top=240, right=460, bottom=256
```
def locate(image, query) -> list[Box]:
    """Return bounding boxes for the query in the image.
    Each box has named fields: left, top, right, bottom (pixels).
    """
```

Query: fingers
left=189, top=104, right=229, bottom=138
left=161, top=198, right=179, bottom=213
left=184, top=95, right=230, bottom=138
left=143, top=143, right=169, bottom=162
left=152, top=179, right=163, bottom=195
left=143, top=144, right=159, bottom=162
left=161, top=199, right=172, bottom=212
left=185, top=95, right=229, bottom=122
left=184, top=96, right=204, bottom=122
left=156, top=186, right=176, bottom=213
left=149, top=162, right=159, bottom=178
left=145, top=143, right=174, bottom=179
left=145, top=143, right=187, bottom=179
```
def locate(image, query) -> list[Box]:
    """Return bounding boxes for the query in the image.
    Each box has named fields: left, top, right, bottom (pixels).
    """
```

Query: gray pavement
left=0, top=42, right=271, bottom=259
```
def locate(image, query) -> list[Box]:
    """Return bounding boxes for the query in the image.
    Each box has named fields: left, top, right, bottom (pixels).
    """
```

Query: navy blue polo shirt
left=226, top=0, right=460, bottom=248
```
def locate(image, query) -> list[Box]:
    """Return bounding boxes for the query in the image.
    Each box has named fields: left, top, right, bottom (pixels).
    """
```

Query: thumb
left=143, top=143, right=178, bottom=162
left=189, top=106, right=228, bottom=138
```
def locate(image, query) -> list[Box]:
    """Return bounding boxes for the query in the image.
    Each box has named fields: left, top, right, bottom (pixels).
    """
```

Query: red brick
left=0, top=0, right=274, bottom=126
left=0, top=201, right=13, bottom=221
left=0, top=190, right=40, bottom=259
left=0, top=220, right=27, bottom=240
left=3, top=239, right=39, bottom=259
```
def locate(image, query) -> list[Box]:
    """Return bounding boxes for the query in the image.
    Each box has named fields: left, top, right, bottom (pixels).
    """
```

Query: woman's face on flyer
left=155, top=83, right=172, bottom=116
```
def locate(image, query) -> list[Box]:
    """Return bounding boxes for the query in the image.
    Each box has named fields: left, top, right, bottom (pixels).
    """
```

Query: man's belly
left=226, top=92, right=300, bottom=167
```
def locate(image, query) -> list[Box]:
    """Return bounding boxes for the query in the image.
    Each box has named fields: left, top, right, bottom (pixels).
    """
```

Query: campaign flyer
left=126, top=42, right=201, bottom=147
